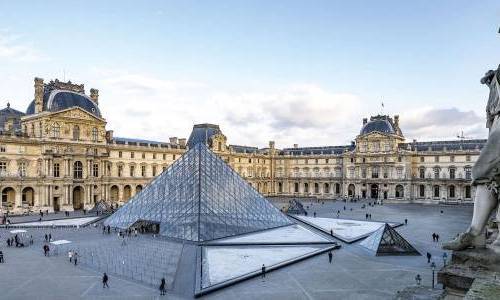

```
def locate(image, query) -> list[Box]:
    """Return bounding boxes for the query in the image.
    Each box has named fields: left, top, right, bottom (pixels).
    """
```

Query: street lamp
left=430, top=261, right=436, bottom=289
left=415, top=274, right=422, bottom=286
left=442, top=252, right=448, bottom=267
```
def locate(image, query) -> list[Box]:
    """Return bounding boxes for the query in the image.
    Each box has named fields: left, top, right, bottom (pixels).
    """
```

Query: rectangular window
left=118, top=165, right=123, bottom=177
left=173, top=155, right=176, bottom=160
left=465, top=167, right=472, bottom=180
left=397, top=168, right=403, bottom=179
left=130, top=165, right=135, bottom=177
left=449, top=168, right=455, bottom=179
left=325, top=159, right=329, bottom=164
left=18, top=162, right=26, bottom=177
left=163, top=153, right=166, bottom=160
left=420, top=156, right=424, bottom=162
left=419, top=185, right=425, bottom=197
left=435, top=156, right=439, bottom=162
left=153, top=153, right=157, bottom=159
left=450, top=155, right=455, bottom=162
left=0, top=146, right=5, bottom=152
left=53, top=163, right=60, bottom=177
left=142, top=153, right=146, bottom=159
left=118, top=151, right=122, bottom=158
left=0, top=162, right=6, bottom=176
left=419, top=168, right=425, bottom=179
left=152, top=165, right=157, bottom=176
left=131, top=152, right=135, bottom=158
left=141, top=165, right=146, bottom=177
left=93, top=164, right=99, bottom=177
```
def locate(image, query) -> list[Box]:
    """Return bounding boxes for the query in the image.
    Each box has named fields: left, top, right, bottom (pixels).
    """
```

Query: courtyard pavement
left=0, top=199, right=472, bottom=299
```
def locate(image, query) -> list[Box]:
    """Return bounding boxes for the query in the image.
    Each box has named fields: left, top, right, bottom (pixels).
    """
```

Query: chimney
left=169, top=137, right=178, bottom=145
left=394, top=115, right=399, bottom=127
left=363, top=118, right=368, bottom=125
left=90, top=88, right=99, bottom=105
left=293, top=143, right=298, bottom=148
left=269, top=141, right=275, bottom=149
left=34, top=77, right=44, bottom=114
left=178, top=138, right=186, bottom=147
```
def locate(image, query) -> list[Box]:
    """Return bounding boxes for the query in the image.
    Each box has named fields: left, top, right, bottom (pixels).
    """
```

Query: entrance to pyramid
left=104, top=142, right=292, bottom=242
left=132, top=220, right=160, bottom=234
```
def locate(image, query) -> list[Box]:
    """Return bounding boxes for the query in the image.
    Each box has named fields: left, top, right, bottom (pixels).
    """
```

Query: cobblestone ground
left=0, top=199, right=472, bottom=299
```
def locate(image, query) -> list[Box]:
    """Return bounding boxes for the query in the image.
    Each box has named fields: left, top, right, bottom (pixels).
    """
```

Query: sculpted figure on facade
left=444, top=65, right=500, bottom=251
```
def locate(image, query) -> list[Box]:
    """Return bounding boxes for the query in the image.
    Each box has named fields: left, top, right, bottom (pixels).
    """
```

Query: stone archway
left=395, top=185, right=404, bottom=199
left=22, top=187, right=35, bottom=207
left=136, top=185, right=143, bottom=194
left=370, top=184, right=379, bottom=199
left=123, top=185, right=132, bottom=202
left=73, top=186, right=84, bottom=210
left=348, top=184, right=355, bottom=197
left=110, top=185, right=119, bottom=203
left=1, top=187, right=16, bottom=210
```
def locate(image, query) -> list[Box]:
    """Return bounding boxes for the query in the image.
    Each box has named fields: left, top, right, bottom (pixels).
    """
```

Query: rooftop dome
left=187, top=124, right=222, bottom=149
left=360, top=115, right=396, bottom=135
left=26, top=90, right=101, bottom=117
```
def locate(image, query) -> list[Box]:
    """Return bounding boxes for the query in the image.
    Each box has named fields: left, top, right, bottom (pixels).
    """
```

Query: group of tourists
left=432, top=233, right=440, bottom=242
left=67, top=250, right=78, bottom=265
left=6, top=234, right=31, bottom=247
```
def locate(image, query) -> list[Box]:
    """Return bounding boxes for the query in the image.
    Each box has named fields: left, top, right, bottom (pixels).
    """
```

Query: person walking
left=261, top=264, right=266, bottom=279
left=404, top=219, right=408, bottom=225
left=159, top=277, right=166, bottom=296
left=0, top=250, right=4, bottom=263
left=432, top=233, right=436, bottom=242
left=426, top=252, right=432, bottom=263
left=48, top=233, right=52, bottom=242
left=68, top=250, right=73, bottom=263
left=102, top=273, right=109, bottom=288
left=436, top=234, right=440, bottom=242
left=73, top=252, right=78, bottom=266
left=328, top=251, right=333, bottom=264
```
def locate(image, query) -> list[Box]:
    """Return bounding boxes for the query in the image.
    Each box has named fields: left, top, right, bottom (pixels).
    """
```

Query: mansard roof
left=400, top=139, right=486, bottom=152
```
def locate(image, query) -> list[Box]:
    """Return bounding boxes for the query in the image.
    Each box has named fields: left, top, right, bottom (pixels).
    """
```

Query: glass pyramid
left=104, top=143, right=292, bottom=242
left=360, top=223, right=420, bottom=256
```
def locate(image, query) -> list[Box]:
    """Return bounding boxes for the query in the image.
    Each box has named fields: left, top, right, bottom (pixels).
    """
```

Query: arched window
left=395, top=185, right=404, bottom=198
left=419, top=185, right=425, bottom=197
left=433, top=185, right=440, bottom=198
left=278, top=182, right=283, bottom=193
left=419, top=167, right=425, bottom=179
left=92, top=127, right=98, bottom=142
left=323, top=183, right=329, bottom=193
left=465, top=186, right=471, bottom=198
left=449, top=185, right=455, bottom=198
left=314, top=183, right=319, bottom=194
left=433, top=167, right=441, bottom=179
left=304, top=183, right=309, bottom=193
left=73, top=125, right=80, bottom=140
left=294, top=182, right=299, bottom=193
left=52, top=123, right=60, bottom=138
left=73, top=161, right=83, bottom=178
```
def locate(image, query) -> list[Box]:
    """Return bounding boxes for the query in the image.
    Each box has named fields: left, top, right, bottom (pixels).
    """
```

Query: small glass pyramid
left=360, top=223, right=420, bottom=256
left=104, top=143, right=292, bottom=242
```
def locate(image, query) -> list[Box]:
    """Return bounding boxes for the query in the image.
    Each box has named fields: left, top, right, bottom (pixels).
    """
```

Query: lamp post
left=442, top=252, right=448, bottom=267
left=415, top=274, right=421, bottom=286
left=430, top=261, right=436, bottom=289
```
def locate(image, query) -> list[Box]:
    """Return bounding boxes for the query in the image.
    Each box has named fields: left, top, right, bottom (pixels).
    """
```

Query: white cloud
left=93, top=69, right=362, bottom=147
left=0, top=30, right=45, bottom=62
left=92, top=69, right=488, bottom=148
left=400, top=107, right=487, bottom=141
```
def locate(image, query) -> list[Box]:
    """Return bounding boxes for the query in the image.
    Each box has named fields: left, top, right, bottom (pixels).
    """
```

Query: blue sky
left=0, top=1, right=499, bottom=147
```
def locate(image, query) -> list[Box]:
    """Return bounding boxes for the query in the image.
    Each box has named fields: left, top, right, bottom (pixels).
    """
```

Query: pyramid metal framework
left=360, top=223, right=420, bottom=256
left=104, top=143, right=292, bottom=242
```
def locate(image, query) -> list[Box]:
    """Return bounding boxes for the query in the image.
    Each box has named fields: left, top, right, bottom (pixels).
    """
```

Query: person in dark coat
left=261, top=264, right=266, bottom=279
left=426, top=252, right=432, bottom=263
left=328, top=251, right=333, bottom=264
left=102, top=273, right=109, bottom=288
left=159, top=278, right=166, bottom=296
left=0, top=250, right=4, bottom=263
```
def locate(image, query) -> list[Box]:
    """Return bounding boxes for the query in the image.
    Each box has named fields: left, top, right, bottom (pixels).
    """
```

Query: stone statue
left=443, top=65, right=500, bottom=251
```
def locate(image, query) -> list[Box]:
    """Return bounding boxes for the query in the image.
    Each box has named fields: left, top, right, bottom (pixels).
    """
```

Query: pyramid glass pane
left=360, top=224, right=420, bottom=256
left=104, top=143, right=292, bottom=242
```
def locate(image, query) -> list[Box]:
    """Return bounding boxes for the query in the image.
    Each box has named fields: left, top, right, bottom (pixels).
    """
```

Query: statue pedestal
left=438, top=247, right=500, bottom=298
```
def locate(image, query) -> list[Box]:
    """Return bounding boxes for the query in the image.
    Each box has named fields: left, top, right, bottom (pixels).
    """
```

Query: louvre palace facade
left=0, top=77, right=485, bottom=214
